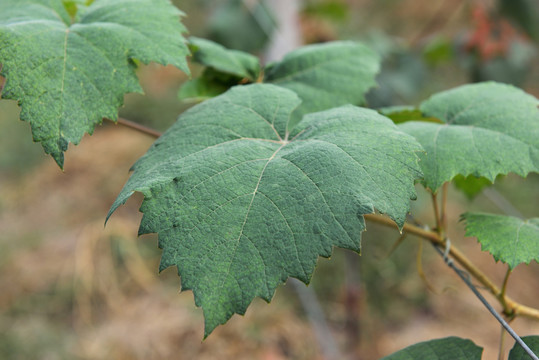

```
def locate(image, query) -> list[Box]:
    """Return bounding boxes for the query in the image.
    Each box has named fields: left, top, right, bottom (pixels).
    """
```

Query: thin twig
left=431, top=243, right=539, bottom=360
left=105, top=117, right=163, bottom=138
left=416, top=238, right=437, bottom=293
left=483, top=187, right=524, bottom=219
left=363, top=214, right=539, bottom=320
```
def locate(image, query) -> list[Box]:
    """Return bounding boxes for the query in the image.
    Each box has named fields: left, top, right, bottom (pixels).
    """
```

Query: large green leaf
left=380, top=337, right=483, bottom=360
left=108, top=84, right=423, bottom=336
left=461, top=212, right=539, bottom=269
left=0, top=0, right=190, bottom=168
left=399, top=82, right=539, bottom=192
left=264, top=41, right=380, bottom=129
left=508, top=336, right=539, bottom=360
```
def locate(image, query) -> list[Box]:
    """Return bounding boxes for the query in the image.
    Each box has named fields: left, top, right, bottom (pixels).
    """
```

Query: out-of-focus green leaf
left=381, top=337, right=483, bottom=360
left=399, top=82, right=539, bottom=192
left=302, top=1, right=349, bottom=21
left=378, top=106, right=441, bottom=124
left=178, top=77, right=229, bottom=103
left=207, top=0, right=274, bottom=53
left=508, top=336, right=539, bottom=360
left=453, top=175, right=493, bottom=199
left=423, top=36, right=454, bottom=66
left=499, top=0, right=539, bottom=41
left=461, top=212, right=539, bottom=269
left=188, top=37, right=261, bottom=81
left=265, top=41, right=380, bottom=129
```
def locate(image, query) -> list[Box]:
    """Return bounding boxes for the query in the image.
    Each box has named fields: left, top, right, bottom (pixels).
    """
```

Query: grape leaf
left=108, top=84, right=423, bottom=336
left=508, top=336, right=539, bottom=360
left=381, top=337, right=483, bottom=360
left=399, top=82, right=539, bottom=192
left=264, top=41, right=380, bottom=130
left=461, top=212, right=539, bottom=269
left=188, top=36, right=260, bottom=81
left=0, top=0, right=190, bottom=168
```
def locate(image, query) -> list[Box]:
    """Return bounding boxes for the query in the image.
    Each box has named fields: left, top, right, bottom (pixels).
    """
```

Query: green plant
left=0, top=1, right=538, bottom=358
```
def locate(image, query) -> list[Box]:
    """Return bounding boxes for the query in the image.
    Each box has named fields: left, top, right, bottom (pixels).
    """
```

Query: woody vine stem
left=110, top=117, right=539, bottom=322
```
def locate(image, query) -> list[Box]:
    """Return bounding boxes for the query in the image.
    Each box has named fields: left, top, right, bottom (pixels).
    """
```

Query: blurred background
left=0, top=0, right=538, bottom=359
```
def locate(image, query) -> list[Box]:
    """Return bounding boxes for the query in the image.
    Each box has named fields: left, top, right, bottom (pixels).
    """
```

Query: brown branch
left=363, top=213, right=539, bottom=320
left=105, top=117, right=162, bottom=138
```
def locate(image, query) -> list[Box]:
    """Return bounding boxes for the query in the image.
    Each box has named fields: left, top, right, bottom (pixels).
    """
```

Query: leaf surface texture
left=109, top=84, right=423, bottom=336
left=399, top=82, right=539, bottom=191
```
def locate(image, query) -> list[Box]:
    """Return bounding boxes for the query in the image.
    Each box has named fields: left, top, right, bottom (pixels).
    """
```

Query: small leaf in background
left=452, top=174, right=493, bottom=200
left=378, top=106, right=441, bottom=124
left=508, top=336, right=539, bottom=360
left=178, top=77, right=229, bottom=103
left=179, top=37, right=261, bottom=102
left=461, top=212, right=539, bottom=269
left=0, top=0, right=190, bottom=168
left=302, top=1, right=349, bottom=22
left=380, top=336, right=483, bottom=360
left=422, top=35, right=454, bottom=66
left=399, top=82, right=539, bottom=192
left=264, top=41, right=380, bottom=129
left=188, top=37, right=261, bottom=81
left=108, top=84, right=423, bottom=336
left=206, top=0, right=275, bottom=53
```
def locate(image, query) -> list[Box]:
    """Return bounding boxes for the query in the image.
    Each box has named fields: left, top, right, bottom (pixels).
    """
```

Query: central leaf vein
left=218, top=143, right=286, bottom=291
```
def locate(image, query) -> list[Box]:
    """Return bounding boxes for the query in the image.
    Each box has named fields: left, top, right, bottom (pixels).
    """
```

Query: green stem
left=431, top=192, right=443, bottom=235
left=499, top=267, right=513, bottom=314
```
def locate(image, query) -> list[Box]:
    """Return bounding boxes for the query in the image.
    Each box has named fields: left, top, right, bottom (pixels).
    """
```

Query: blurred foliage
left=422, top=36, right=454, bottom=66
left=302, top=0, right=349, bottom=22
left=453, top=175, right=493, bottom=200
left=205, top=0, right=275, bottom=53
left=0, top=100, right=45, bottom=177
left=364, top=32, right=428, bottom=108
left=499, top=0, right=539, bottom=42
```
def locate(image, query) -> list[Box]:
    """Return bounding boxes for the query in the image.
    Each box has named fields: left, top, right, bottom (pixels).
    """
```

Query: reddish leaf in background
left=464, top=5, right=522, bottom=61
